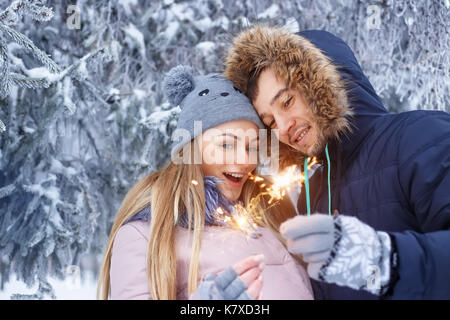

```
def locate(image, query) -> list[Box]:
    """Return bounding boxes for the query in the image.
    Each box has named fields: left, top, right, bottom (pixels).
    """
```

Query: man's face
left=252, top=68, right=324, bottom=157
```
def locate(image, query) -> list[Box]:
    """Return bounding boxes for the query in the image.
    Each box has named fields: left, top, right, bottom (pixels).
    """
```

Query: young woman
left=96, top=66, right=314, bottom=300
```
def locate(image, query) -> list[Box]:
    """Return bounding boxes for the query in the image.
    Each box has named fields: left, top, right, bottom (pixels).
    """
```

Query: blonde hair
left=96, top=140, right=300, bottom=300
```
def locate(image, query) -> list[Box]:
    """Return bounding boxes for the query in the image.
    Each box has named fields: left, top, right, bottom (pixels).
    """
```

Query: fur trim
left=224, top=25, right=353, bottom=151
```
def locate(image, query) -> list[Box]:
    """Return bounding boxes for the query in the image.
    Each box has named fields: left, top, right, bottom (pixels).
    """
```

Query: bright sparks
left=192, top=158, right=319, bottom=237
left=221, top=202, right=261, bottom=238
left=249, top=157, right=318, bottom=205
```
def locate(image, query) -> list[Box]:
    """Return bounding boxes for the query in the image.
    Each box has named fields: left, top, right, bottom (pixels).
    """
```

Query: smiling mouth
left=223, top=172, right=246, bottom=184
left=291, top=126, right=311, bottom=146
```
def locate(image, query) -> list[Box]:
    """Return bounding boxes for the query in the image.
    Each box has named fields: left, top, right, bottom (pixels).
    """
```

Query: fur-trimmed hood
left=224, top=26, right=353, bottom=145
left=224, top=26, right=389, bottom=165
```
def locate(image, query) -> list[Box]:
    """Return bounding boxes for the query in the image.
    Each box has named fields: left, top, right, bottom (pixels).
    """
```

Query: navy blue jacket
left=297, top=30, right=450, bottom=299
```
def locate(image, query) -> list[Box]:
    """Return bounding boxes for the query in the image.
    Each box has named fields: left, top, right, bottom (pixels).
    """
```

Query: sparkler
left=249, top=157, right=318, bottom=205
left=235, top=157, right=318, bottom=236
left=211, top=204, right=260, bottom=238
left=191, top=157, right=319, bottom=237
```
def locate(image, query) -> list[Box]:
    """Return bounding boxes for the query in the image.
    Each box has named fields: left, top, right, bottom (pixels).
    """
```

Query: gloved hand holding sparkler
left=280, top=213, right=399, bottom=296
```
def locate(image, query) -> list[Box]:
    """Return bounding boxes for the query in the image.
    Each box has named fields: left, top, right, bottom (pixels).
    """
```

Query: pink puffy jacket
left=109, top=219, right=314, bottom=300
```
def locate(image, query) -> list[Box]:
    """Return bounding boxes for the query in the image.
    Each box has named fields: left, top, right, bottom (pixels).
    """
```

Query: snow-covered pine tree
left=0, top=0, right=56, bottom=132
left=0, top=0, right=447, bottom=299
left=0, top=0, right=121, bottom=299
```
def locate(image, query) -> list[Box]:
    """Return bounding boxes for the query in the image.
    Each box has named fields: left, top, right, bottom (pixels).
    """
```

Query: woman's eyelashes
left=219, top=138, right=236, bottom=150
left=221, top=142, right=234, bottom=149
left=219, top=141, right=258, bottom=152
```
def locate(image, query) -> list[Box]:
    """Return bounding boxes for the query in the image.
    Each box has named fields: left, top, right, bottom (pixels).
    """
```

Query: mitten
left=190, top=266, right=252, bottom=300
left=280, top=214, right=397, bottom=296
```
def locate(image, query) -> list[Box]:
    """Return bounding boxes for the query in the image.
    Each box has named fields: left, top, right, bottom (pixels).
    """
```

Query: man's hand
left=280, top=214, right=395, bottom=296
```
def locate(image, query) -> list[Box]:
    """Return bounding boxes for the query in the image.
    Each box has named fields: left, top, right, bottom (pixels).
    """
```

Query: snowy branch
left=0, top=0, right=53, bottom=25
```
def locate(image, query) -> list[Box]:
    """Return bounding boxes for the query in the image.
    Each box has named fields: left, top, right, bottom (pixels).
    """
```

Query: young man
left=224, top=25, right=450, bottom=299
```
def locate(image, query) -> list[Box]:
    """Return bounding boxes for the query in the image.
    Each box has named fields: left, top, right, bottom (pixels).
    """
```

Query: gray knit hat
left=163, top=65, right=264, bottom=159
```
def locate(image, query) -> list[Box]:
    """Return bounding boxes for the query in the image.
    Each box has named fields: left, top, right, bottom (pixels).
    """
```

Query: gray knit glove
left=193, top=266, right=252, bottom=300
left=280, top=214, right=395, bottom=296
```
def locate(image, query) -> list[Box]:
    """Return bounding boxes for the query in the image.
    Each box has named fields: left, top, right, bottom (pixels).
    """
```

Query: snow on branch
left=0, top=0, right=53, bottom=25
left=0, top=23, right=60, bottom=73
left=0, top=1, right=118, bottom=132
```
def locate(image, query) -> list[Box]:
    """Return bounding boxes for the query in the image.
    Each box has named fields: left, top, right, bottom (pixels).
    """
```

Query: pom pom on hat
left=163, top=65, right=195, bottom=107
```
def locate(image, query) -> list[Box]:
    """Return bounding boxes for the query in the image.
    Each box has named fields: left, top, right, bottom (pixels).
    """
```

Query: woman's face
left=200, top=120, right=259, bottom=201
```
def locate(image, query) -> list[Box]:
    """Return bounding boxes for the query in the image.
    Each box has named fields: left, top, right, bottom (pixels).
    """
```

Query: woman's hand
left=233, top=254, right=265, bottom=299
left=190, top=254, right=265, bottom=300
